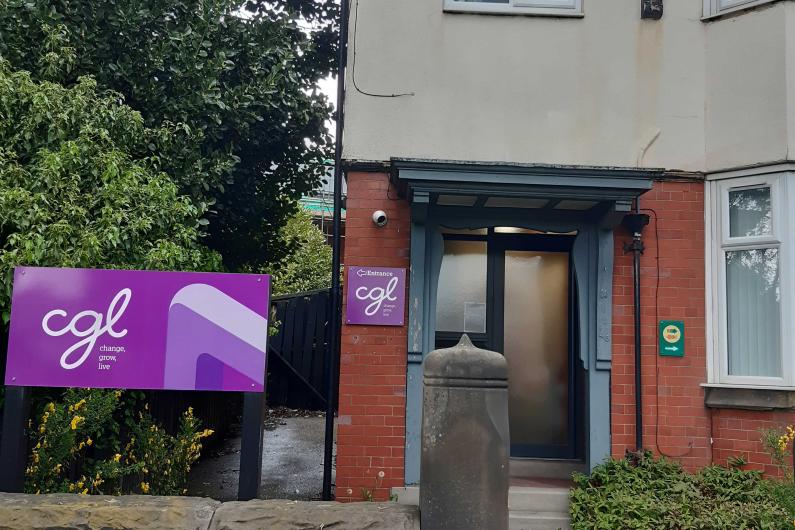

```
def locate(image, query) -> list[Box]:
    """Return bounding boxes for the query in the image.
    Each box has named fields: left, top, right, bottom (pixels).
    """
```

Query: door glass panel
left=436, top=240, right=488, bottom=333
left=504, top=251, right=569, bottom=447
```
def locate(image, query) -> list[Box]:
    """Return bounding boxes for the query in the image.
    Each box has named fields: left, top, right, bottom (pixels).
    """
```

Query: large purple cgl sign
left=4, top=267, right=270, bottom=392
left=346, top=266, right=406, bottom=326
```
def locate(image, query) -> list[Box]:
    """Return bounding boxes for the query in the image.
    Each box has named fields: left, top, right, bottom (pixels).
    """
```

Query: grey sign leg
left=0, top=386, right=30, bottom=492
left=237, top=391, right=265, bottom=501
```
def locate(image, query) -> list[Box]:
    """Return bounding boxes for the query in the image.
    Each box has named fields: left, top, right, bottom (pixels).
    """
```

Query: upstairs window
left=704, top=0, right=776, bottom=17
left=444, top=0, right=583, bottom=16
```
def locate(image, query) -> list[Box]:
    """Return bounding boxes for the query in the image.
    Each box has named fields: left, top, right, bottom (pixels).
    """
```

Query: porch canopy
left=390, top=158, right=659, bottom=484
left=391, top=158, right=659, bottom=223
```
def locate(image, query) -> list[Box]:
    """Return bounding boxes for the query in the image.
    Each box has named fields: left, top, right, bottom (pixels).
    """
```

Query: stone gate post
left=420, top=334, right=509, bottom=529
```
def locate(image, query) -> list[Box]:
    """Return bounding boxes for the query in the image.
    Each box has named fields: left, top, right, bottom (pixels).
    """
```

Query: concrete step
left=392, top=485, right=571, bottom=530
left=510, top=458, right=586, bottom=480
left=509, top=486, right=570, bottom=513
left=510, top=510, right=571, bottom=530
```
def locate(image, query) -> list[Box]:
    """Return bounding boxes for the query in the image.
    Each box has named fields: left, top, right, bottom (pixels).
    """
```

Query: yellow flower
left=112, top=454, right=121, bottom=463
left=46, top=403, right=55, bottom=413
left=70, top=416, right=84, bottom=430
left=80, top=488, right=88, bottom=495
left=86, top=438, right=93, bottom=446
left=140, top=482, right=150, bottom=494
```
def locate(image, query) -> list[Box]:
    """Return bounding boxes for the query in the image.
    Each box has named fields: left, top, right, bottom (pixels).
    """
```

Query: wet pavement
left=187, top=413, right=330, bottom=501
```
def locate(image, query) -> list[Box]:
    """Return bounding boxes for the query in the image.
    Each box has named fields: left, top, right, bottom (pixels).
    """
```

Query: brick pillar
left=336, top=171, right=410, bottom=502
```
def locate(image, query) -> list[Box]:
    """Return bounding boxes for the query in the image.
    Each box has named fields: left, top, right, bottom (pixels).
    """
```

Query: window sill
left=703, top=384, right=795, bottom=411
left=443, top=5, right=583, bottom=18
left=701, top=0, right=781, bottom=22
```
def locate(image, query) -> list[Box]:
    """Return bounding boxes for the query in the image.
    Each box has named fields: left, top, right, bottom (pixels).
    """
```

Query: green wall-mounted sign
left=659, top=321, right=684, bottom=357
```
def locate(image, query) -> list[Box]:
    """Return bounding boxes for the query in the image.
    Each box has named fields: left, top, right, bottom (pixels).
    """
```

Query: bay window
left=708, top=172, right=793, bottom=387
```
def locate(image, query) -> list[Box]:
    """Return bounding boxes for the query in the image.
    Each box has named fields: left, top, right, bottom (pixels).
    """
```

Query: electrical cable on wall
left=352, top=0, right=415, bottom=98
left=386, top=178, right=400, bottom=201
left=643, top=206, right=693, bottom=459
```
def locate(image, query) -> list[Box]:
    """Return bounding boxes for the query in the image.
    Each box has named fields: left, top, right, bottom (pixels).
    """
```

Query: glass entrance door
left=435, top=228, right=577, bottom=459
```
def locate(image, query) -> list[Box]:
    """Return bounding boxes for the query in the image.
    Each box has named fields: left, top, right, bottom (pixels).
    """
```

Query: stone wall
left=0, top=494, right=420, bottom=530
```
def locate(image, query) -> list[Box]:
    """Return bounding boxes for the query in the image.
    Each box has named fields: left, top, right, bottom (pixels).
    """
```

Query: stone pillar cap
left=423, top=334, right=507, bottom=381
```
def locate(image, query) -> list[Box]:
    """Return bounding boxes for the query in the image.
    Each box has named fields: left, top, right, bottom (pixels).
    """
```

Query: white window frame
left=703, top=0, right=777, bottom=18
left=707, top=171, right=793, bottom=388
left=444, top=0, right=583, bottom=17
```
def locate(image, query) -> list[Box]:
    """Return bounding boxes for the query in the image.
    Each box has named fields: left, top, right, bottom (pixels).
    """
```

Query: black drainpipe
left=622, top=207, right=650, bottom=452
left=323, top=0, right=350, bottom=501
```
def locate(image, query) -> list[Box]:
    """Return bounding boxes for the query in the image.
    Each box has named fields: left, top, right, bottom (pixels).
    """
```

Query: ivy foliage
left=0, top=61, right=221, bottom=325
left=0, top=0, right=338, bottom=270
left=570, top=451, right=795, bottom=530
left=267, top=209, right=332, bottom=296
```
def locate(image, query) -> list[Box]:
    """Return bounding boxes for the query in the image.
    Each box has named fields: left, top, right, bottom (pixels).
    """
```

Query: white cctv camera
left=372, top=210, right=388, bottom=227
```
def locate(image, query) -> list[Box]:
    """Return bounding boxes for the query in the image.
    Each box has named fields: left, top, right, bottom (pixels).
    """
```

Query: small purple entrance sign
left=346, top=266, right=406, bottom=326
left=4, top=267, right=270, bottom=392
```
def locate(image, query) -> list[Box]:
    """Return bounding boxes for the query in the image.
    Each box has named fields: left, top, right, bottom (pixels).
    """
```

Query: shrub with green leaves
left=266, top=209, right=332, bottom=296
left=0, top=0, right=338, bottom=272
left=570, top=451, right=795, bottom=530
left=25, top=388, right=212, bottom=496
left=0, top=60, right=221, bottom=326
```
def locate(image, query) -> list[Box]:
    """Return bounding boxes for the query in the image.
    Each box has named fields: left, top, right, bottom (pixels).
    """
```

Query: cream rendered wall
left=342, top=0, right=707, bottom=171
left=788, top=3, right=795, bottom=161
left=705, top=2, right=790, bottom=172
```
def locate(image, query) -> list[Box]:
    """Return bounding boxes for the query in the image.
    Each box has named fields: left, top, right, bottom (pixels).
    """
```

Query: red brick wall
left=336, top=174, right=795, bottom=500
left=611, top=180, right=795, bottom=474
left=336, top=171, right=410, bottom=502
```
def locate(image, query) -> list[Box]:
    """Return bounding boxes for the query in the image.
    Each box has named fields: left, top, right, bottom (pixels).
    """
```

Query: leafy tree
left=0, top=61, right=221, bottom=328
left=0, top=0, right=338, bottom=271
left=267, top=209, right=332, bottom=296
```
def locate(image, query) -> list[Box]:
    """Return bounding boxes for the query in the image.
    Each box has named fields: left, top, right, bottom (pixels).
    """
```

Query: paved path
left=188, top=415, right=328, bottom=501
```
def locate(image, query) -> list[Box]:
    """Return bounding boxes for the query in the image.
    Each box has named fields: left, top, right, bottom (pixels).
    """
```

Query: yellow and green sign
left=659, top=320, right=684, bottom=357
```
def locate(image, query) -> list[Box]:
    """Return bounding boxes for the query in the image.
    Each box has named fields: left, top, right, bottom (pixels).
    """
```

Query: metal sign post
left=238, top=391, right=266, bottom=500
left=0, top=386, right=30, bottom=492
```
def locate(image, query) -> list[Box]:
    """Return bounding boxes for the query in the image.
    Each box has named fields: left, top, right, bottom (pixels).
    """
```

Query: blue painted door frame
left=404, top=194, right=636, bottom=485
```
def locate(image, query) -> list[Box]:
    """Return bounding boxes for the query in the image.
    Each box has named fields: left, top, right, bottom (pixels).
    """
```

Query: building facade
left=335, top=0, right=795, bottom=501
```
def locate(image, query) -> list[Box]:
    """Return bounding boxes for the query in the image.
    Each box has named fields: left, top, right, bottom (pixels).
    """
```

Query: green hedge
left=570, top=451, right=795, bottom=530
